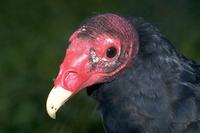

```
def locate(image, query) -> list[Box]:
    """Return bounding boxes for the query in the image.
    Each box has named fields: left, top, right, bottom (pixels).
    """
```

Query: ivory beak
left=46, top=86, right=72, bottom=119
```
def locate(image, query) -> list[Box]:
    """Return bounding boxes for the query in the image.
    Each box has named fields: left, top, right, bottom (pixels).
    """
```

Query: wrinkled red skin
left=54, top=32, right=122, bottom=93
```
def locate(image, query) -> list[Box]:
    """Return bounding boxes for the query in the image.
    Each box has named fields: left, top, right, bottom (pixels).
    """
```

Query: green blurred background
left=0, top=0, right=199, bottom=133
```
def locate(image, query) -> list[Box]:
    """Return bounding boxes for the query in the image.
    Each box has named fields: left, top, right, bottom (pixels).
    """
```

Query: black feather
left=87, top=17, right=200, bottom=133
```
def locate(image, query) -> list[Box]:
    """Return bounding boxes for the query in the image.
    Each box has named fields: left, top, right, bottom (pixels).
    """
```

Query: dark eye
left=106, top=47, right=117, bottom=58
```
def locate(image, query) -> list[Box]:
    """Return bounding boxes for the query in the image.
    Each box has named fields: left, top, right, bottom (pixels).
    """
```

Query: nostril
left=64, top=71, right=78, bottom=81
left=68, top=71, right=77, bottom=74
left=62, top=71, right=81, bottom=92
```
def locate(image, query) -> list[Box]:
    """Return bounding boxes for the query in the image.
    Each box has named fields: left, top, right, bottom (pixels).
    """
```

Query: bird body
left=46, top=13, right=200, bottom=133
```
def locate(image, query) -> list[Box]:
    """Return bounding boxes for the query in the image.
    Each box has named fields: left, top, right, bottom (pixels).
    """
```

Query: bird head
left=46, top=13, right=139, bottom=119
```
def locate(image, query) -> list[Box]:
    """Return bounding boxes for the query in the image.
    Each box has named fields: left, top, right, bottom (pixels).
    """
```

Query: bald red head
left=46, top=13, right=139, bottom=118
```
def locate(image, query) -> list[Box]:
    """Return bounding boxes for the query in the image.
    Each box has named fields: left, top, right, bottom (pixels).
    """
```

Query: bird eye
left=106, top=47, right=117, bottom=58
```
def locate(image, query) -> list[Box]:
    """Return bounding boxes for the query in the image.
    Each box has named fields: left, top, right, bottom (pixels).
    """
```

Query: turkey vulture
left=46, top=13, right=200, bottom=133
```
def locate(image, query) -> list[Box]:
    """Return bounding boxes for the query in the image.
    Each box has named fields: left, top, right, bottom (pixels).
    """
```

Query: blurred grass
left=0, top=0, right=199, bottom=133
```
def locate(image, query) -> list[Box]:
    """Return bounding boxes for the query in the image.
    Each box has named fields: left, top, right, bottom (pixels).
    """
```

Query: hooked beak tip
left=46, top=86, right=73, bottom=119
left=46, top=104, right=57, bottom=119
